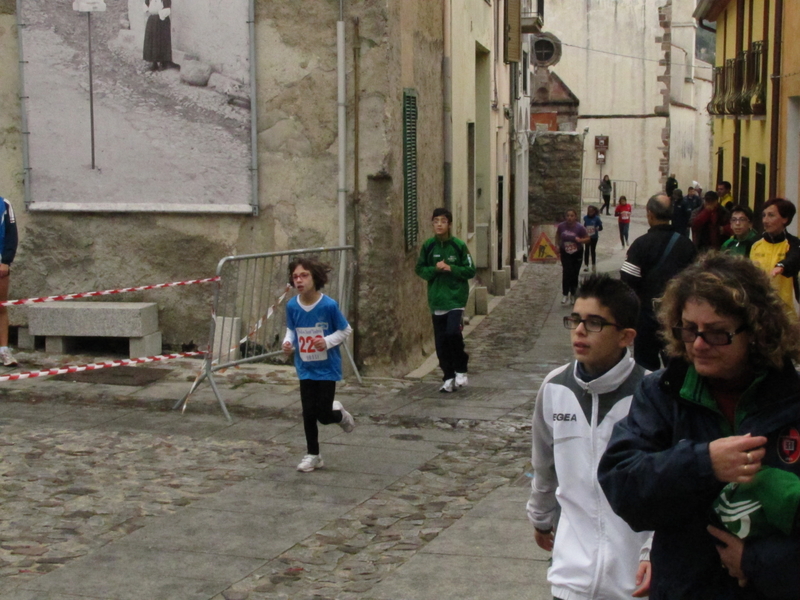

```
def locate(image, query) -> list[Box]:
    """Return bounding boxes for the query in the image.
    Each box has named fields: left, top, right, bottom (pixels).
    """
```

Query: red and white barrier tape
left=239, top=283, right=292, bottom=344
left=1, top=277, right=221, bottom=307
left=0, top=351, right=206, bottom=382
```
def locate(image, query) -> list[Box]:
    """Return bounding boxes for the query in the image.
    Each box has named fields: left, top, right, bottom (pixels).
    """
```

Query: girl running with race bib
left=282, top=257, right=354, bottom=473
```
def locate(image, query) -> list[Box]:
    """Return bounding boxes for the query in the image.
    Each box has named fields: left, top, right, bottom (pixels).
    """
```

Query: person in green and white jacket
left=415, top=208, right=475, bottom=393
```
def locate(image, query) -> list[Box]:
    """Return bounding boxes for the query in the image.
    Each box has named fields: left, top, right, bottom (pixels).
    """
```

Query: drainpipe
left=697, top=19, right=716, bottom=34
left=337, top=0, right=347, bottom=246
left=352, top=17, right=361, bottom=365
left=16, top=0, right=32, bottom=208
left=443, top=0, right=452, bottom=210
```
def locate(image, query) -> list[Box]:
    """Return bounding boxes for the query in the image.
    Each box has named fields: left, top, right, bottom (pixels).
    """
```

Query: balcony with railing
left=707, top=41, right=766, bottom=119
left=522, top=0, right=544, bottom=33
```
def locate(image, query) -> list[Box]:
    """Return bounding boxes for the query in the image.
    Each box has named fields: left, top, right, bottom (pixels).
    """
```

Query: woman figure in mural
left=599, top=175, right=613, bottom=215
left=556, top=209, right=590, bottom=305
left=582, top=205, right=602, bottom=273
left=143, top=0, right=175, bottom=71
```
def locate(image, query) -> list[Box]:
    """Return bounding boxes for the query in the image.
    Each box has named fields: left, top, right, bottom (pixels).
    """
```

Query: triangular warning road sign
left=529, top=232, right=559, bottom=262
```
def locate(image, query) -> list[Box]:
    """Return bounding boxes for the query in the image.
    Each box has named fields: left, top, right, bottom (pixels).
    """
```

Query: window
left=403, top=90, right=419, bottom=251
left=522, top=51, right=529, bottom=95
left=754, top=163, right=766, bottom=230
left=468, top=122, right=476, bottom=234
left=739, top=156, right=750, bottom=207
left=531, top=33, right=562, bottom=67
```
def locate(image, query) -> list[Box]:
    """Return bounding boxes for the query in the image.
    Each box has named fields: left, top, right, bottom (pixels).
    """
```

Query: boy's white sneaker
left=439, top=378, right=455, bottom=393
left=297, top=454, right=324, bottom=472
left=561, top=295, right=568, bottom=304
left=0, top=348, right=18, bottom=367
left=455, top=372, right=468, bottom=388
left=333, top=400, right=355, bottom=433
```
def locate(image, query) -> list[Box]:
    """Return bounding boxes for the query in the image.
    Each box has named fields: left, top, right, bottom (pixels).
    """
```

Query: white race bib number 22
left=296, top=326, right=327, bottom=362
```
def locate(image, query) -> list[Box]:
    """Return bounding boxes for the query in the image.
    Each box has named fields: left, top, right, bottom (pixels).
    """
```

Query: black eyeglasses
left=563, top=315, right=622, bottom=332
left=671, top=324, right=748, bottom=346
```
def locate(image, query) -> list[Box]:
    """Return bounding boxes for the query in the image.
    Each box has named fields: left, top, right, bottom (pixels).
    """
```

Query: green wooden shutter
left=403, top=89, right=419, bottom=251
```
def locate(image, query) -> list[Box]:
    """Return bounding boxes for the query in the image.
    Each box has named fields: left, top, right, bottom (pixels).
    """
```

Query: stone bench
left=24, top=302, right=162, bottom=358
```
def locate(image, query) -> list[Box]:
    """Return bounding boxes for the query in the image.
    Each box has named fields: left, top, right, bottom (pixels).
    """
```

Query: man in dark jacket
left=415, top=208, right=476, bottom=392
left=671, top=188, right=692, bottom=236
left=620, top=193, right=697, bottom=370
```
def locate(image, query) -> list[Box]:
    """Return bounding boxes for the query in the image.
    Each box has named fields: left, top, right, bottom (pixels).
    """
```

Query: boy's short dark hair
left=704, top=191, right=719, bottom=202
left=432, top=208, right=453, bottom=223
left=576, top=275, right=640, bottom=330
left=729, top=204, right=755, bottom=222
left=288, top=256, right=332, bottom=290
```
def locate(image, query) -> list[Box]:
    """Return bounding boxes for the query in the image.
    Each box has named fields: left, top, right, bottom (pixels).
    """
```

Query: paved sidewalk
left=0, top=211, right=647, bottom=600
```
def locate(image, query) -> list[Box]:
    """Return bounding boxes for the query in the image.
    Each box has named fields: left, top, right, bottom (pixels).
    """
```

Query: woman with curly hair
left=598, top=252, right=800, bottom=599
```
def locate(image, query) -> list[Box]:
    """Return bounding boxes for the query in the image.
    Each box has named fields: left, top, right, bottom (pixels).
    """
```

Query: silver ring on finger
left=746, top=451, right=753, bottom=464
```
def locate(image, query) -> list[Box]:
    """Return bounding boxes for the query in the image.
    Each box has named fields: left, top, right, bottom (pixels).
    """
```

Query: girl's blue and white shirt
left=284, top=294, right=351, bottom=381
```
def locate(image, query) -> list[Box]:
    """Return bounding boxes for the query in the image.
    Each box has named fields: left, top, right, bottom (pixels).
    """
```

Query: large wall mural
left=19, top=0, right=255, bottom=213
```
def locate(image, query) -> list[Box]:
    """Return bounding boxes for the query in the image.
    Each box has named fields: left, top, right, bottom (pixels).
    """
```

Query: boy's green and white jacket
left=414, top=235, right=476, bottom=312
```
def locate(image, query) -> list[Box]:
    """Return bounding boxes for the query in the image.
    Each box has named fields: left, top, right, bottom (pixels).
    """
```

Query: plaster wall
left=449, top=0, right=493, bottom=248
left=669, top=104, right=713, bottom=191
left=546, top=1, right=662, bottom=116
left=581, top=118, right=667, bottom=204
left=544, top=0, right=665, bottom=200
left=0, top=0, right=444, bottom=377
left=515, top=40, right=531, bottom=259
left=542, top=0, right=711, bottom=201
left=448, top=0, right=518, bottom=279
left=491, top=6, right=513, bottom=274
left=712, top=0, right=775, bottom=195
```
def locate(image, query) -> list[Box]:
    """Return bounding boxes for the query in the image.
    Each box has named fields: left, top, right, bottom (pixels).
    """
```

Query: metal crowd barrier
left=581, top=178, right=639, bottom=206
left=174, top=246, right=360, bottom=421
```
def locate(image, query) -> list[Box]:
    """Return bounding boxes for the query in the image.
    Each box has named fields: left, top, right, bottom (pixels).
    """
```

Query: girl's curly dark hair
left=288, top=256, right=332, bottom=291
left=658, top=252, right=800, bottom=369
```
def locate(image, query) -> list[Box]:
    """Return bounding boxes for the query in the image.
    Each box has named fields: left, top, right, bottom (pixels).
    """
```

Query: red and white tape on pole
left=0, top=351, right=206, bottom=382
left=0, top=276, right=220, bottom=307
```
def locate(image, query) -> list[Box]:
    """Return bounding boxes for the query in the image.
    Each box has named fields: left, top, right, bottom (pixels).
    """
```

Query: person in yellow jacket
left=749, top=198, right=800, bottom=310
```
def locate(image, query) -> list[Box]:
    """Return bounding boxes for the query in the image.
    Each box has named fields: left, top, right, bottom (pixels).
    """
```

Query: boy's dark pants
left=561, top=251, right=582, bottom=296
left=432, top=310, right=468, bottom=381
left=299, top=380, right=341, bottom=455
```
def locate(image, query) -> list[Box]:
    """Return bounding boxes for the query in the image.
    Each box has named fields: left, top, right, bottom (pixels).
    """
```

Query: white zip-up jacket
left=526, top=350, right=652, bottom=600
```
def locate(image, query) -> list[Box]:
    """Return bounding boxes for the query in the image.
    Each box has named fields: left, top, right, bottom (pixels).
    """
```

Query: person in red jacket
left=615, top=196, right=633, bottom=248
left=691, top=191, right=731, bottom=251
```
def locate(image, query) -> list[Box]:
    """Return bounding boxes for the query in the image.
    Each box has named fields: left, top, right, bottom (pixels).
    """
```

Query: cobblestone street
left=0, top=210, right=646, bottom=600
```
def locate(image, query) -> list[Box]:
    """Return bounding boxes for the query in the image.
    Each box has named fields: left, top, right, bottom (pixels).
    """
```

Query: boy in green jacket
left=415, top=208, right=476, bottom=392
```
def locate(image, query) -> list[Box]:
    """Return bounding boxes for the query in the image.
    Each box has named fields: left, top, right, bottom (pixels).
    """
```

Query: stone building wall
left=528, top=132, right=584, bottom=225
left=0, top=0, right=443, bottom=377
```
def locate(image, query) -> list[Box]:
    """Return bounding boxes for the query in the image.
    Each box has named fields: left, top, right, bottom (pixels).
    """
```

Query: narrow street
left=0, top=210, right=648, bottom=600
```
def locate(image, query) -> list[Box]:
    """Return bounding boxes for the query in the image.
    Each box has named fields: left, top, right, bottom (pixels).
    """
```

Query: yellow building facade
left=778, top=2, right=800, bottom=212
left=697, top=0, right=800, bottom=233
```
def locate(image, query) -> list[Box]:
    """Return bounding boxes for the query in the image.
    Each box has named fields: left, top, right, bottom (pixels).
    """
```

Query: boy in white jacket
left=527, top=275, right=652, bottom=599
